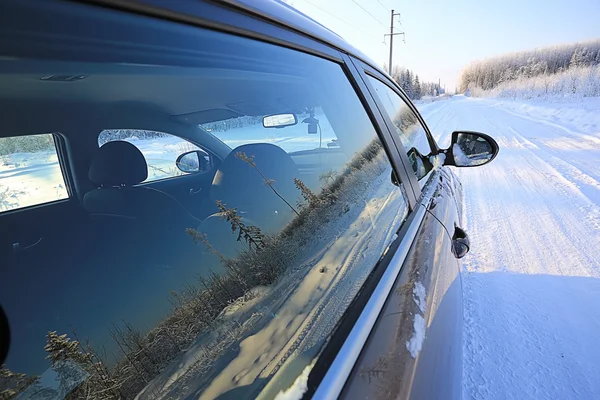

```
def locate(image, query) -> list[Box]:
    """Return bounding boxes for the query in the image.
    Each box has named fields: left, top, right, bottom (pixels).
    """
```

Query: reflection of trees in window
left=10, top=331, right=124, bottom=399
left=236, top=151, right=299, bottom=217
left=215, top=200, right=265, bottom=251
left=0, top=365, right=39, bottom=399
left=23, top=137, right=394, bottom=400
left=392, top=107, right=422, bottom=151
left=294, top=177, right=320, bottom=209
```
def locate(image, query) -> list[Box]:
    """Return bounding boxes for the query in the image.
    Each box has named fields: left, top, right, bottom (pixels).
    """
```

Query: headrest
left=89, top=141, right=148, bottom=186
left=211, top=143, right=300, bottom=217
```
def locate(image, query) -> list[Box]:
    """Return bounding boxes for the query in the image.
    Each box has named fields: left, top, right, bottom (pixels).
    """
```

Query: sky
left=284, top=0, right=600, bottom=90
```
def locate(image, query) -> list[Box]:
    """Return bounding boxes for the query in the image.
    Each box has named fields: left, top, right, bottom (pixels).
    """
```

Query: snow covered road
left=418, top=96, right=600, bottom=399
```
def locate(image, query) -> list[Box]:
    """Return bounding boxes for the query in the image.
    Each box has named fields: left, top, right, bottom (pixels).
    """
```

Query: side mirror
left=444, top=131, right=499, bottom=167
left=407, top=147, right=433, bottom=180
left=176, top=150, right=210, bottom=174
left=263, top=113, right=297, bottom=128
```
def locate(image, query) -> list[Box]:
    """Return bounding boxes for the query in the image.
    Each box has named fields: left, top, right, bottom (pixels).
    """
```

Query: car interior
left=0, top=57, right=357, bottom=374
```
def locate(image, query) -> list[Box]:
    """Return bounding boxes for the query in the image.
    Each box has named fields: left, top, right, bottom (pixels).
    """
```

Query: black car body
left=0, top=1, right=497, bottom=399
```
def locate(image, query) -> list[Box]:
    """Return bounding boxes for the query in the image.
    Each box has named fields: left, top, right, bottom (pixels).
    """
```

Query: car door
left=0, top=3, right=427, bottom=398
left=329, top=60, right=464, bottom=400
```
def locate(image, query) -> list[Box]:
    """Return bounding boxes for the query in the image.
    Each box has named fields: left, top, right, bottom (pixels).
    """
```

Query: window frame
left=360, top=64, right=439, bottom=154
left=361, top=72, right=440, bottom=189
left=348, top=61, right=422, bottom=201
left=301, top=56, right=425, bottom=397
left=339, top=54, right=418, bottom=209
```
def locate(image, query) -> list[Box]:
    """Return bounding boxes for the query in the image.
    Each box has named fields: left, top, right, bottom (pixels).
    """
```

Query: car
left=0, top=1, right=498, bottom=399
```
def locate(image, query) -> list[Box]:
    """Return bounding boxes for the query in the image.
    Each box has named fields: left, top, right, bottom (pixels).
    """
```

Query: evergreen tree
left=405, top=70, right=413, bottom=98
left=413, top=75, right=422, bottom=100
left=458, top=38, right=600, bottom=92
left=0, top=365, right=38, bottom=399
left=44, top=331, right=121, bottom=400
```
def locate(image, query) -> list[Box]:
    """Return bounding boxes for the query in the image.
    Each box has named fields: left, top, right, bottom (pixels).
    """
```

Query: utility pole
left=385, top=10, right=405, bottom=76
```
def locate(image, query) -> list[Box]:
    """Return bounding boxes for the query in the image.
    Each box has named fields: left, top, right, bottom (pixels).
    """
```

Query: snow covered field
left=418, top=96, right=600, bottom=400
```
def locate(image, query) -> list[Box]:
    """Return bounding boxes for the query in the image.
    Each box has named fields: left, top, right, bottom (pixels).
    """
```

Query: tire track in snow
left=418, top=97, right=600, bottom=400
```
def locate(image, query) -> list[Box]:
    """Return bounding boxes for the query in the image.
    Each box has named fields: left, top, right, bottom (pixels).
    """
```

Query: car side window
left=366, top=76, right=435, bottom=181
left=2, top=18, right=411, bottom=400
left=0, top=133, right=68, bottom=213
left=98, top=130, right=212, bottom=182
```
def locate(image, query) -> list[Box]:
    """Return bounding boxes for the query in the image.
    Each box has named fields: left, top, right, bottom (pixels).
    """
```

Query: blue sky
left=286, top=0, right=600, bottom=90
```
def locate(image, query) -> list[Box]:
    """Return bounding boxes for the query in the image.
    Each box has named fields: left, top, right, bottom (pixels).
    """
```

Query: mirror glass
left=263, top=113, right=297, bottom=128
left=176, top=151, right=201, bottom=173
left=453, top=132, right=494, bottom=166
left=407, top=147, right=433, bottom=180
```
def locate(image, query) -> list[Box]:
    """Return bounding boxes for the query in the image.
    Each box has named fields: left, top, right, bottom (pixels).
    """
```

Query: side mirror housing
left=176, top=150, right=210, bottom=174
left=443, top=130, right=499, bottom=167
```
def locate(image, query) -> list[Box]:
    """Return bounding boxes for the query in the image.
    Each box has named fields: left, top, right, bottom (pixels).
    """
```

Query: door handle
left=452, top=227, right=470, bottom=259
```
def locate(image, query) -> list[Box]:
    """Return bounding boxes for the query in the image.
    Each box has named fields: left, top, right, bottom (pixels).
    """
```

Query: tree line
left=383, top=65, right=445, bottom=99
left=458, top=39, right=600, bottom=92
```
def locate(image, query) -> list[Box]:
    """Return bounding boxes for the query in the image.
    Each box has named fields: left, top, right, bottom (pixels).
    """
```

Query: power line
left=351, top=0, right=386, bottom=27
left=298, top=0, right=385, bottom=43
left=374, top=0, right=388, bottom=11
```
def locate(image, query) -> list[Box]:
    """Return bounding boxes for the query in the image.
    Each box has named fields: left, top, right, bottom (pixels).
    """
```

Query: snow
left=405, top=282, right=427, bottom=358
left=417, top=95, right=600, bottom=399
left=413, top=281, right=426, bottom=313
left=0, top=150, right=68, bottom=212
left=468, top=65, right=600, bottom=101
left=274, top=364, right=312, bottom=400
left=406, top=281, right=427, bottom=359
left=452, top=143, right=470, bottom=166
left=405, top=314, right=426, bottom=359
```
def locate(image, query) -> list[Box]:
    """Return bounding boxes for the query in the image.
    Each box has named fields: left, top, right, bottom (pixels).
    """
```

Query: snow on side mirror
left=444, top=130, right=499, bottom=167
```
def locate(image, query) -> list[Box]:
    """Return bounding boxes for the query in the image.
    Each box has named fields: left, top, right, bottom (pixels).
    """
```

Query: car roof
left=0, top=0, right=390, bottom=136
left=172, top=0, right=383, bottom=74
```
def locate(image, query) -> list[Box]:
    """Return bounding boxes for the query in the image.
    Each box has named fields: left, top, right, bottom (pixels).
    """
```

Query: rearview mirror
left=176, top=150, right=210, bottom=174
left=263, top=113, right=297, bottom=128
left=444, top=131, right=499, bottom=167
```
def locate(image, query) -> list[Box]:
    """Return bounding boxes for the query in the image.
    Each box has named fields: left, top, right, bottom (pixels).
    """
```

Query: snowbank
left=469, top=65, right=600, bottom=102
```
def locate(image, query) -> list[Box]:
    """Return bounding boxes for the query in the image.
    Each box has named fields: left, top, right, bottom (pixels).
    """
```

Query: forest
left=384, top=64, right=445, bottom=100
left=458, top=39, right=600, bottom=98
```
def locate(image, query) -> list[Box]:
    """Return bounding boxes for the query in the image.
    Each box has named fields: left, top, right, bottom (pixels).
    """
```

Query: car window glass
left=0, top=133, right=68, bottom=212
left=99, top=130, right=210, bottom=182
left=1, top=20, right=410, bottom=400
left=366, top=76, right=434, bottom=181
